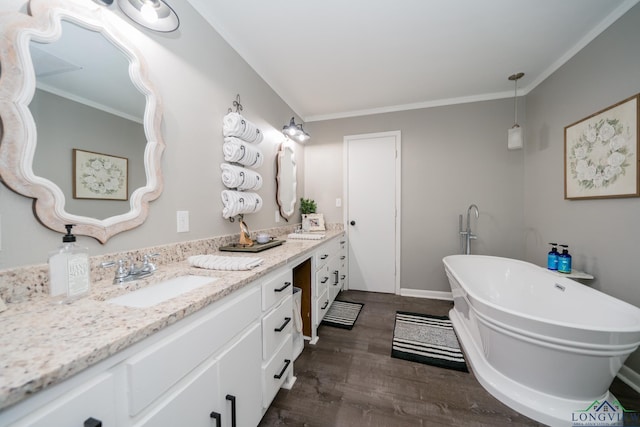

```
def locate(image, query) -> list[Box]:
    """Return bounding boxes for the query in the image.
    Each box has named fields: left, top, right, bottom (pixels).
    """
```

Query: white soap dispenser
left=48, top=224, right=91, bottom=302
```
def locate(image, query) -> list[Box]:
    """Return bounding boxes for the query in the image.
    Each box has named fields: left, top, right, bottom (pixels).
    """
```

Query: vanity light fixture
left=508, top=72, right=524, bottom=150
left=117, top=0, right=180, bottom=32
left=282, top=117, right=310, bottom=143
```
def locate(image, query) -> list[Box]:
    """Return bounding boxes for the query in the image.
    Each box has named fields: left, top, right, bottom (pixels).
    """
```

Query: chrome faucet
left=101, top=253, right=159, bottom=284
left=459, top=204, right=479, bottom=254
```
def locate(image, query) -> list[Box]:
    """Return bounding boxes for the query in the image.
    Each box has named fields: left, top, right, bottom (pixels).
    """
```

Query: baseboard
left=617, top=365, right=640, bottom=394
left=399, top=288, right=453, bottom=301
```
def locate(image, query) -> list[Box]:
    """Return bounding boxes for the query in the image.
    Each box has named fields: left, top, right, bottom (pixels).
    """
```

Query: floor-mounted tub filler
left=443, top=255, right=640, bottom=427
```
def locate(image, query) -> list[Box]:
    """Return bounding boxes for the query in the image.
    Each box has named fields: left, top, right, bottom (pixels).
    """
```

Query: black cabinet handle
left=340, top=240, right=346, bottom=244
left=341, top=275, right=346, bottom=280
left=340, top=255, right=346, bottom=260
left=209, top=411, right=221, bottom=426
left=320, top=254, right=329, bottom=260
left=84, top=418, right=102, bottom=427
left=321, top=300, right=328, bottom=310
left=274, top=281, right=292, bottom=292
left=226, top=394, right=237, bottom=427
left=321, top=277, right=328, bottom=284
left=274, top=359, right=291, bottom=379
left=274, top=317, right=291, bottom=332
left=350, top=220, right=356, bottom=226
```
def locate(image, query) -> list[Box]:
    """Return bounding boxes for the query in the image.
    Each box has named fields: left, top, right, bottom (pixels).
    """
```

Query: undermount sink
left=107, top=275, right=217, bottom=308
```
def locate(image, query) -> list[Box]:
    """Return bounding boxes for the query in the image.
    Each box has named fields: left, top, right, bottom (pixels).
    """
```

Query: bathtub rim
left=443, top=254, right=640, bottom=334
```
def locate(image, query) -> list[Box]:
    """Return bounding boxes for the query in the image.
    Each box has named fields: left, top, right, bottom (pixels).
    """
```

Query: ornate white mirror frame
left=0, top=0, right=165, bottom=243
left=275, top=142, right=297, bottom=219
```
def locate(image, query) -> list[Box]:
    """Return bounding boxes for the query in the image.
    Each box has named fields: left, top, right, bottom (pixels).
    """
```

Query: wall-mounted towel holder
left=228, top=94, right=243, bottom=114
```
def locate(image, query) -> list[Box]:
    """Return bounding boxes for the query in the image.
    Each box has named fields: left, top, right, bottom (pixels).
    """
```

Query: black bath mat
left=321, top=300, right=364, bottom=330
left=391, top=311, right=468, bottom=372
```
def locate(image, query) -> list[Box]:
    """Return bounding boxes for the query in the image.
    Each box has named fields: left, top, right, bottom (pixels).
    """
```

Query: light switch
left=177, top=211, right=189, bottom=233
left=336, top=198, right=342, bottom=208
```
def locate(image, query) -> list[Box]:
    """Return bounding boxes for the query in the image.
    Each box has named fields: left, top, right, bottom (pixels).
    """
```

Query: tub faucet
left=459, top=204, right=479, bottom=254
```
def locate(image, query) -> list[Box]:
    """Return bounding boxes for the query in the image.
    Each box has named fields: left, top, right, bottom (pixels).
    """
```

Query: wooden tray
left=219, top=239, right=284, bottom=253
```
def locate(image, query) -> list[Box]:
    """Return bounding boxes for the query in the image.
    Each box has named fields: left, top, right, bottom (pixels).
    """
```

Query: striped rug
left=321, top=300, right=364, bottom=330
left=391, top=311, right=468, bottom=372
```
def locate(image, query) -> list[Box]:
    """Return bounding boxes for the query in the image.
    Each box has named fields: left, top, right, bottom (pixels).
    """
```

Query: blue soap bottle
left=547, top=243, right=559, bottom=271
left=558, top=245, right=572, bottom=274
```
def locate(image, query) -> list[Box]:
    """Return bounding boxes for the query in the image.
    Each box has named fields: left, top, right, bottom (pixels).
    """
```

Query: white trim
left=400, top=288, right=453, bottom=301
left=617, top=365, right=640, bottom=394
left=344, top=131, right=401, bottom=295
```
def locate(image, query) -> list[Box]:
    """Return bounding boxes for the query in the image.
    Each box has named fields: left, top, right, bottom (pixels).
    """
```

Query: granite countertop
left=0, top=230, right=343, bottom=411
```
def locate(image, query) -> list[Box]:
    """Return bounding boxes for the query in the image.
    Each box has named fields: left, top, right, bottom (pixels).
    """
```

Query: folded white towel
left=221, top=190, right=263, bottom=219
left=188, top=255, right=263, bottom=271
left=222, top=112, right=263, bottom=144
left=220, top=164, right=263, bottom=191
left=223, top=137, right=264, bottom=168
left=287, top=233, right=325, bottom=240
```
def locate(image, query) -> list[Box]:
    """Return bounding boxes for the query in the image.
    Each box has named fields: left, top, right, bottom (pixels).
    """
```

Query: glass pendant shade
left=117, top=0, right=179, bottom=32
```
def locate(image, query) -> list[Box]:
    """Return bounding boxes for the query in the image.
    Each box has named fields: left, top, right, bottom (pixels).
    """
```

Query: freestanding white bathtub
left=443, top=255, right=640, bottom=426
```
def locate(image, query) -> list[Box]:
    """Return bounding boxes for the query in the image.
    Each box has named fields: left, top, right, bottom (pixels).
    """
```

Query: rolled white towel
left=221, top=190, right=263, bottom=219
left=220, top=164, right=263, bottom=190
left=287, top=233, right=325, bottom=240
left=222, top=112, right=263, bottom=144
left=188, top=255, right=263, bottom=271
left=223, top=137, right=264, bottom=168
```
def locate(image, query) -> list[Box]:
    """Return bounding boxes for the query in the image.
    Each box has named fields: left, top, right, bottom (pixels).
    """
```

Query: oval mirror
left=276, top=143, right=297, bottom=219
left=0, top=0, right=165, bottom=243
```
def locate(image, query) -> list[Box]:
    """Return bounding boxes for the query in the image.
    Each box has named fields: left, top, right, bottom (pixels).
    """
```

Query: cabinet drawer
left=315, top=288, right=330, bottom=323
left=262, top=294, right=293, bottom=360
left=262, top=335, right=293, bottom=408
left=9, top=373, right=116, bottom=427
left=315, top=268, right=329, bottom=298
left=262, top=268, right=293, bottom=311
left=126, top=285, right=261, bottom=416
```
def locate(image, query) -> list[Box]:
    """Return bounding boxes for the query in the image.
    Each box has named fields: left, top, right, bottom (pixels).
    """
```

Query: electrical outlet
left=176, top=211, right=189, bottom=233
left=275, top=210, right=280, bottom=223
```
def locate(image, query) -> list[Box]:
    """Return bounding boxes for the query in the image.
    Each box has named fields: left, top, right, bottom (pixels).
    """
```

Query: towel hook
left=227, top=94, right=243, bottom=114
left=229, top=213, right=244, bottom=223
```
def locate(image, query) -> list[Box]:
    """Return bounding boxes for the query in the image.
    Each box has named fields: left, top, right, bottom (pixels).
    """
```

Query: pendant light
left=508, top=72, right=524, bottom=150
left=117, top=0, right=180, bottom=32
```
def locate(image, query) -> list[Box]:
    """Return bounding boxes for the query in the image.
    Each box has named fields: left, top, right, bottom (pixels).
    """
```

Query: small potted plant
left=300, top=197, right=316, bottom=231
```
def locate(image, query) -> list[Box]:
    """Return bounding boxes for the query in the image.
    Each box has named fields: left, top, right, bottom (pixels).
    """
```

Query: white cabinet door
left=216, top=323, right=262, bottom=427
left=6, top=373, right=116, bottom=427
left=134, top=357, right=220, bottom=427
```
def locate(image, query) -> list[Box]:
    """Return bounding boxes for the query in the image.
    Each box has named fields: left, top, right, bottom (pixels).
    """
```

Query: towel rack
left=227, top=93, right=243, bottom=114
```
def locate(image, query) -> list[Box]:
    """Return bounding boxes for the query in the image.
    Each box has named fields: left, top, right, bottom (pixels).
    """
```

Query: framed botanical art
left=305, top=213, right=326, bottom=231
left=73, top=149, right=129, bottom=200
left=564, top=94, right=639, bottom=200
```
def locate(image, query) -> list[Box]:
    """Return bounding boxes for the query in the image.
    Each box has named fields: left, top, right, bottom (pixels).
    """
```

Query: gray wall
left=31, top=90, right=146, bottom=219
left=0, top=0, right=303, bottom=268
left=524, top=4, right=640, bottom=373
left=305, top=99, right=526, bottom=293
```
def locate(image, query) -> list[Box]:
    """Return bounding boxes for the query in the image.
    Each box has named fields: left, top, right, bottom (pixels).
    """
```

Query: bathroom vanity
left=0, top=231, right=346, bottom=427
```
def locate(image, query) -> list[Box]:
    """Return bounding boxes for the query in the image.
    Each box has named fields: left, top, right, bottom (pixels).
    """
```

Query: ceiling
left=186, top=0, right=638, bottom=122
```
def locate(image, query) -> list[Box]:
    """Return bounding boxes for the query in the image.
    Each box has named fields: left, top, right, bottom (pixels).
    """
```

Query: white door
left=345, top=131, right=400, bottom=294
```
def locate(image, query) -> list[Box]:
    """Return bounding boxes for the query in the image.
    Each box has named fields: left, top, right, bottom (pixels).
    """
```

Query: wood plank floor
left=259, top=290, right=640, bottom=427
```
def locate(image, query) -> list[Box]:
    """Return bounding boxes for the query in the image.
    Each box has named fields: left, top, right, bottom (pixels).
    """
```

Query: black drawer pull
left=320, top=254, right=329, bottom=260
left=274, top=281, right=292, bottom=292
left=84, top=418, right=102, bottom=427
left=341, top=275, right=346, bottom=280
left=226, top=394, right=237, bottom=427
left=340, top=240, right=346, bottom=244
left=321, top=277, right=328, bottom=284
left=340, top=255, right=346, bottom=260
left=210, top=411, right=221, bottom=426
left=274, top=359, right=291, bottom=379
left=274, top=317, right=291, bottom=332
left=321, top=300, right=329, bottom=309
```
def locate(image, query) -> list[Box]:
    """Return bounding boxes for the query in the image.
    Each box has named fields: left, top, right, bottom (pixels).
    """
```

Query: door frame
left=343, top=130, right=401, bottom=295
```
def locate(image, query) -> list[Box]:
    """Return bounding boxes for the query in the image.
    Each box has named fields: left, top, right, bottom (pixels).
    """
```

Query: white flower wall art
left=73, top=149, right=128, bottom=200
left=565, top=94, right=639, bottom=199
